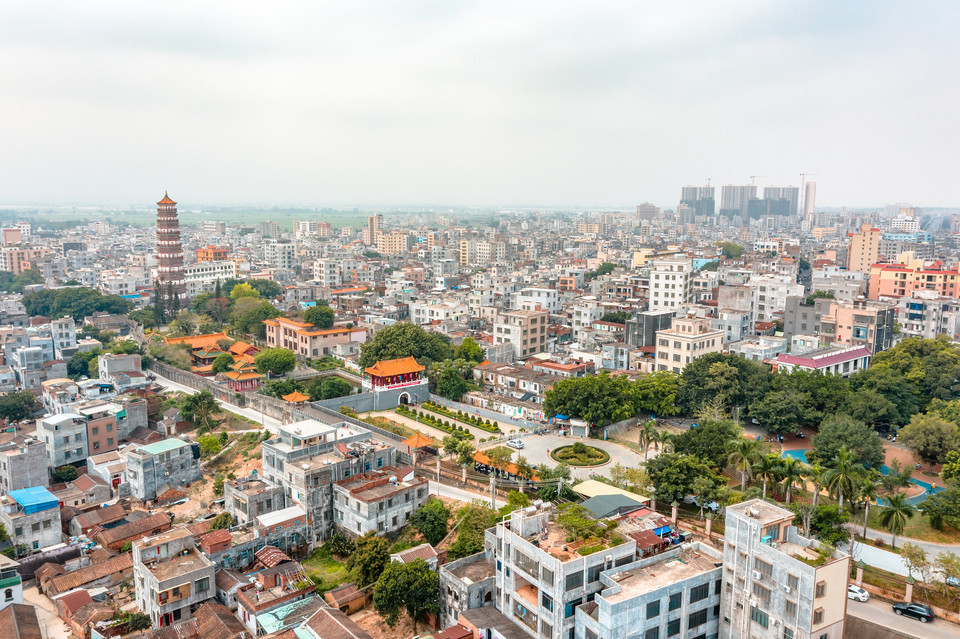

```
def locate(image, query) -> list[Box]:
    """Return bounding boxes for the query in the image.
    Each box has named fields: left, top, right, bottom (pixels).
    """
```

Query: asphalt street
left=847, top=598, right=958, bottom=639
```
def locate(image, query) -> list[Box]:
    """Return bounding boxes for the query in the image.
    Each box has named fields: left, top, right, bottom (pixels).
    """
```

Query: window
left=690, top=583, right=709, bottom=603
left=752, top=583, right=771, bottom=607
left=587, top=564, right=602, bottom=583
left=714, top=579, right=722, bottom=595
left=566, top=571, right=583, bottom=591
left=3, top=589, right=11, bottom=602
left=92, top=427, right=98, bottom=435
left=754, top=558, right=772, bottom=578
left=666, top=619, right=680, bottom=637
left=645, top=628, right=659, bottom=639
left=31, top=523, right=39, bottom=532
left=564, top=600, right=578, bottom=618
left=787, top=574, right=799, bottom=590
left=541, top=593, right=553, bottom=612
left=784, top=629, right=793, bottom=639
left=647, top=600, right=660, bottom=619
left=42, top=520, right=51, bottom=529
left=785, top=600, right=797, bottom=617
left=689, top=608, right=707, bottom=628
left=669, top=592, right=682, bottom=611
left=813, top=608, right=823, bottom=624
left=751, top=607, right=769, bottom=629
left=815, top=581, right=826, bottom=598
left=541, top=566, right=554, bottom=583
left=196, top=577, right=209, bottom=593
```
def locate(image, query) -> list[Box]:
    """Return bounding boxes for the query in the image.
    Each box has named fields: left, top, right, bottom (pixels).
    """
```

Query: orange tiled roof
left=191, top=365, right=214, bottom=373
left=228, top=341, right=256, bottom=355
left=364, top=356, right=425, bottom=377
left=402, top=433, right=433, bottom=448
left=282, top=390, right=310, bottom=402
left=164, top=332, right=228, bottom=350
left=222, top=370, right=264, bottom=381
left=157, top=192, right=176, bottom=206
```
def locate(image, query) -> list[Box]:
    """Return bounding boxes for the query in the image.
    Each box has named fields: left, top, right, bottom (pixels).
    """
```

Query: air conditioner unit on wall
left=783, top=586, right=791, bottom=593
left=752, top=570, right=762, bottom=580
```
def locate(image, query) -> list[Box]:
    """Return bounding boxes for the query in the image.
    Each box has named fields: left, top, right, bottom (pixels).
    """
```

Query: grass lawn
left=302, top=547, right=354, bottom=592
left=865, top=506, right=960, bottom=544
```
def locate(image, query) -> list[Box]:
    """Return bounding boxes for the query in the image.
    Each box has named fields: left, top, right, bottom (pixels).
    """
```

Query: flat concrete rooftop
left=603, top=550, right=720, bottom=603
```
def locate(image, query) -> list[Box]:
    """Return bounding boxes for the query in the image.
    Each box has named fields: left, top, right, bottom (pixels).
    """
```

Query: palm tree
left=638, top=420, right=657, bottom=462
left=804, top=463, right=827, bottom=510
left=754, top=454, right=781, bottom=500
left=825, top=446, right=861, bottom=515
left=727, top=438, right=762, bottom=491
left=859, top=475, right=880, bottom=540
left=780, top=457, right=804, bottom=505
left=878, top=492, right=916, bottom=550
left=652, top=429, right=674, bottom=455
left=180, top=390, right=221, bottom=432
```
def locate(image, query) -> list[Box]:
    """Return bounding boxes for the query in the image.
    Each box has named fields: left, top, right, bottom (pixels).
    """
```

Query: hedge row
left=420, top=400, right=502, bottom=433
left=396, top=405, right=476, bottom=439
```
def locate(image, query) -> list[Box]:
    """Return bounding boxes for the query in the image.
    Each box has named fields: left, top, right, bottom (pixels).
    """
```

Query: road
left=847, top=598, right=959, bottom=639
left=478, top=434, right=649, bottom=479
left=429, top=480, right=504, bottom=509
left=24, top=586, right=71, bottom=639
left=152, top=375, right=283, bottom=430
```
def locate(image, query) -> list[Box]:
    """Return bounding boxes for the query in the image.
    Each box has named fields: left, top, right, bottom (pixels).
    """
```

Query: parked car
left=946, top=576, right=959, bottom=587
left=847, top=585, right=869, bottom=602
left=506, top=439, right=525, bottom=449
left=892, top=602, right=934, bottom=623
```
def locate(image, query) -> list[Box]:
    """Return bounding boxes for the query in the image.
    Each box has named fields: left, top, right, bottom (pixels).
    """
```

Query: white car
left=506, top=439, right=525, bottom=449
left=847, top=584, right=869, bottom=602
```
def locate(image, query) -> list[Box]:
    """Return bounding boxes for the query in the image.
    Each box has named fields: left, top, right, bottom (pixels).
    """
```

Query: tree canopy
left=454, top=337, right=484, bottom=364
left=303, top=305, right=335, bottom=328
left=646, top=453, right=725, bottom=504
left=671, top=420, right=743, bottom=469
left=247, top=279, right=283, bottom=299
left=229, top=282, right=260, bottom=300
left=358, top=322, right=453, bottom=368
left=0, top=269, right=43, bottom=294
left=254, top=348, right=297, bottom=376
left=716, top=241, right=745, bottom=259
left=809, top=414, right=884, bottom=468
left=0, top=392, right=38, bottom=423
left=410, top=498, right=450, bottom=545
left=373, top=559, right=440, bottom=627
left=23, top=286, right=132, bottom=320
left=677, top=353, right=771, bottom=416
left=544, top=372, right=637, bottom=426
left=898, top=412, right=960, bottom=468
left=348, top=532, right=390, bottom=587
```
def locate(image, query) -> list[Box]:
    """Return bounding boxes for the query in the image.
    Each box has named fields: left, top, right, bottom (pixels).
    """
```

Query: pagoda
left=156, top=192, right=186, bottom=308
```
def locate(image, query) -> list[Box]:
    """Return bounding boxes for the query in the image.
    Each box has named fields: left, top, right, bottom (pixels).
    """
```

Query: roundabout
left=549, top=442, right=610, bottom=467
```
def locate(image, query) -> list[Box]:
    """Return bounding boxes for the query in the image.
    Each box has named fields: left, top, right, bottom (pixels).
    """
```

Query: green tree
left=878, top=492, right=916, bottom=549
left=900, top=543, right=930, bottom=582
left=923, top=485, right=960, bottom=530
left=716, top=241, right=745, bottom=259
left=544, top=372, right=637, bottom=427
left=584, top=262, right=617, bottom=279
left=634, top=371, right=681, bottom=416
left=189, top=292, right=215, bottom=314
left=898, top=413, right=960, bottom=470
left=329, top=532, right=355, bottom=557
left=212, top=352, right=235, bottom=374
left=749, top=389, right=818, bottom=434
left=209, top=512, right=235, bottom=530
left=129, top=307, right=157, bottom=329
left=67, top=350, right=100, bottom=379
left=727, top=438, right=762, bottom=491
left=348, top=532, right=390, bottom=587
left=645, top=453, right=724, bottom=504
left=485, top=446, right=514, bottom=475
left=858, top=474, right=880, bottom=539
left=599, top=311, right=630, bottom=324
left=847, top=367, right=920, bottom=426
left=373, top=559, right=440, bottom=629
left=453, top=337, right=484, bottom=364
left=809, top=414, right=884, bottom=469
left=180, top=391, right=221, bottom=432
left=671, top=419, right=743, bottom=469
left=127, top=613, right=152, bottom=631
left=435, top=367, right=468, bottom=400
left=52, top=465, right=78, bottom=483
left=754, top=454, right=781, bottom=500
left=254, top=348, right=297, bottom=376
left=232, top=300, right=282, bottom=338
left=248, top=279, right=283, bottom=299
left=24, top=286, right=132, bottom=320
left=796, top=504, right=850, bottom=546
left=358, top=322, right=454, bottom=368
left=447, top=503, right=498, bottom=559
left=637, top=420, right=657, bottom=462
left=942, top=450, right=960, bottom=484
left=230, top=282, right=260, bottom=300
left=317, top=376, right=352, bottom=400
left=825, top=446, right=861, bottom=514
left=303, top=305, right=335, bottom=328
left=198, top=434, right=221, bottom=458
left=0, top=392, right=37, bottom=423
left=677, top=353, right=771, bottom=416
left=410, top=498, right=450, bottom=545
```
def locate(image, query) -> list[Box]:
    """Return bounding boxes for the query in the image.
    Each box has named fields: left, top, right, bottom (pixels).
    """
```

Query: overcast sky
left=1, top=1, right=958, bottom=210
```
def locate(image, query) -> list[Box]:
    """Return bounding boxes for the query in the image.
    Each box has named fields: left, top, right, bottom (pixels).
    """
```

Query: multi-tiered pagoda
left=156, top=192, right=186, bottom=308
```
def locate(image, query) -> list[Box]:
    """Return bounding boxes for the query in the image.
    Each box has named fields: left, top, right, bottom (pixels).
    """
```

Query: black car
left=892, top=602, right=935, bottom=623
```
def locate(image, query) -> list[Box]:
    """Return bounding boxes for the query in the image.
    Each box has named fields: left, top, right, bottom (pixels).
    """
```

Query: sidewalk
left=853, top=524, right=960, bottom=555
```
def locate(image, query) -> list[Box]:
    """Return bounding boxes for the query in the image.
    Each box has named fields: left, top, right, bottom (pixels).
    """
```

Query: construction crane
left=749, top=175, right=767, bottom=186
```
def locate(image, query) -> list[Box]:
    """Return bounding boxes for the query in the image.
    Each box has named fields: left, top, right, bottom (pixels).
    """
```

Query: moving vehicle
left=506, top=439, right=524, bottom=449
left=892, top=602, right=934, bottom=623
left=846, top=585, right=869, bottom=602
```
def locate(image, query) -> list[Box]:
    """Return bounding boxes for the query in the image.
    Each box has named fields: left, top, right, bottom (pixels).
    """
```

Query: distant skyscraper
left=156, top=193, right=186, bottom=306
left=636, top=202, right=660, bottom=220
left=680, top=185, right=715, bottom=217
left=762, top=186, right=800, bottom=216
left=363, top=213, right=384, bottom=245
left=720, top=184, right=756, bottom=219
left=803, top=181, right=817, bottom=217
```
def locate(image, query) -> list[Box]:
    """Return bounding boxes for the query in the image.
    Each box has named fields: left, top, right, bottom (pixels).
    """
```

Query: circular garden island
left=549, top=441, right=610, bottom=467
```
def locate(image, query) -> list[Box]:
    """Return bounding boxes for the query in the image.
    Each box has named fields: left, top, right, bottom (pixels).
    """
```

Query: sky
left=1, top=1, right=958, bottom=210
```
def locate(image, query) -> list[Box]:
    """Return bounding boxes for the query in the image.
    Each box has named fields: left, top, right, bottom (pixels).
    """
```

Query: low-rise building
left=37, top=413, right=87, bottom=470
left=654, top=316, right=724, bottom=374
left=438, top=552, right=496, bottom=629
left=0, top=487, right=61, bottom=552
left=224, top=473, right=285, bottom=524
left=123, top=438, right=201, bottom=501
left=235, top=560, right=315, bottom=634
left=97, top=353, right=148, bottom=391
left=0, top=556, right=23, bottom=610
left=263, top=317, right=366, bottom=358
left=133, top=528, right=216, bottom=627
left=332, top=466, right=429, bottom=537
left=773, top=345, right=871, bottom=377
left=0, top=434, right=48, bottom=492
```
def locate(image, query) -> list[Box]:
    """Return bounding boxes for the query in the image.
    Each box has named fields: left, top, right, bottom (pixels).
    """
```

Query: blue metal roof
left=9, top=486, right=59, bottom=513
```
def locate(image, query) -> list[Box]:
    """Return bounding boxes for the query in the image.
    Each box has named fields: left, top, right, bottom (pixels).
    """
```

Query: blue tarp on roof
left=9, top=486, right=59, bottom=514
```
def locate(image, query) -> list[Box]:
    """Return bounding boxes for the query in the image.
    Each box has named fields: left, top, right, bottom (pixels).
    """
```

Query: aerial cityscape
left=1, top=3, right=959, bottom=639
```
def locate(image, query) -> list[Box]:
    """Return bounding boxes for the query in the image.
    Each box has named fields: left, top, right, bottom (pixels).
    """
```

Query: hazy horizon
left=2, top=1, right=958, bottom=209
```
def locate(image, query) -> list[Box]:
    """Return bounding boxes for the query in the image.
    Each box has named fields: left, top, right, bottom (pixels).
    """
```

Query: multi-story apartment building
left=515, top=288, right=560, bottom=314
left=846, top=223, right=882, bottom=274
left=75, top=400, right=122, bottom=457
left=782, top=296, right=834, bottom=342
left=196, top=245, right=229, bottom=262
left=0, top=487, right=61, bottom=552
left=264, top=240, right=296, bottom=271
left=313, top=258, right=341, bottom=287
left=11, top=346, right=43, bottom=390
left=261, top=418, right=396, bottom=541
left=819, top=298, right=895, bottom=355
left=0, top=435, right=48, bottom=491
left=649, top=257, right=694, bottom=312
left=332, top=466, right=429, bottom=537
left=376, top=232, right=413, bottom=256
left=895, top=290, right=960, bottom=340
left=224, top=473, right=286, bottom=524
left=133, top=528, right=216, bottom=627
left=49, top=318, right=76, bottom=360
left=747, top=275, right=804, bottom=323
left=625, top=310, right=675, bottom=348
left=37, top=413, right=87, bottom=470
left=575, top=542, right=723, bottom=639
left=97, top=352, right=148, bottom=392
left=408, top=300, right=470, bottom=325
left=123, top=438, right=201, bottom=501
left=183, top=260, right=236, bottom=297
left=263, top=317, right=366, bottom=358
left=485, top=502, right=638, bottom=639
left=294, top=220, right=320, bottom=237
left=868, top=254, right=960, bottom=300
left=655, top=316, right=723, bottom=374
left=723, top=500, right=849, bottom=639
left=711, top=310, right=752, bottom=345
left=0, top=555, right=23, bottom=610
left=494, top=309, right=549, bottom=359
